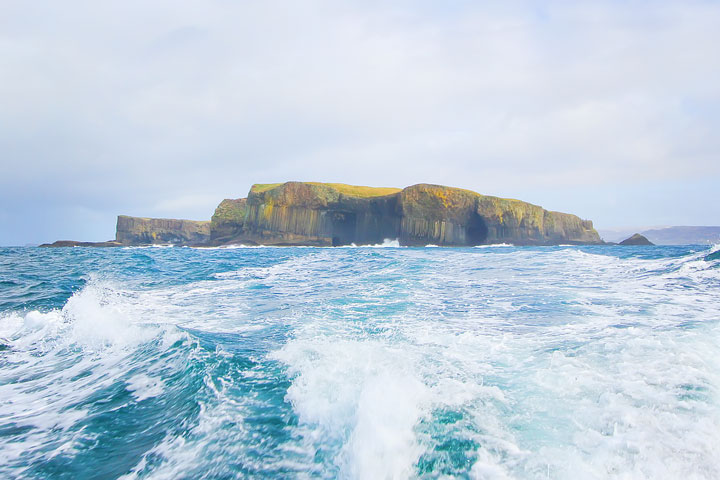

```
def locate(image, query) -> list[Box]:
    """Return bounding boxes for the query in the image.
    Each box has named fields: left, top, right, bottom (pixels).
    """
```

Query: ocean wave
left=1, top=245, right=719, bottom=478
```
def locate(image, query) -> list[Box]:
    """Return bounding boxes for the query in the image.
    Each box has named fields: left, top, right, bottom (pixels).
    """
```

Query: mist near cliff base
left=1, top=0, right=720, bottom=245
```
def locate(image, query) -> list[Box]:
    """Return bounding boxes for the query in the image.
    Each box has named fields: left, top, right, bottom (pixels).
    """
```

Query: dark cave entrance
left=466, top=214, right=488, bottom=245
left=330, top=211, right=357, bottom=246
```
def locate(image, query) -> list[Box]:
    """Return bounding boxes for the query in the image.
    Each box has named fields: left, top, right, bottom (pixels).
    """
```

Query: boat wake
left=0, top=244, right=718, bottom=478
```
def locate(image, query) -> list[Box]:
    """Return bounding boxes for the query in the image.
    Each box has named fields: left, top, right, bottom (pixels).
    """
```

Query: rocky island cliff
left=42, top=182, right=603, bottom=247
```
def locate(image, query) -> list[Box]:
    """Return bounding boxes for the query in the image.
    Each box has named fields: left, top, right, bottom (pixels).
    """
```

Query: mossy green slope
left=210, top=198, right=247, bottom=243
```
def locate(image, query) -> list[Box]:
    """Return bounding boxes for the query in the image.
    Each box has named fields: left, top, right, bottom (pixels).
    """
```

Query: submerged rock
left=618, top=233, right=654, bottom=246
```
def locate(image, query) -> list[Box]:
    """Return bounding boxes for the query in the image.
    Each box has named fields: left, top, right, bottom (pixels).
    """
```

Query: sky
left=1, top=0, right=719, bottom=245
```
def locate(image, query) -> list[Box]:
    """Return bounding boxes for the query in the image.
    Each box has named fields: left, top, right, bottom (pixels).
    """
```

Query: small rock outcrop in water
left=618, top=233, right=654, bottom=246
left=44, top=182, right=604, bottom=247
left=40, top=240, right=123, bottom=247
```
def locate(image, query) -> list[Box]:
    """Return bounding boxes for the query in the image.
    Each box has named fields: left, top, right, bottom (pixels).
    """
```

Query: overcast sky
left=1, top=0, right=719, bottom=245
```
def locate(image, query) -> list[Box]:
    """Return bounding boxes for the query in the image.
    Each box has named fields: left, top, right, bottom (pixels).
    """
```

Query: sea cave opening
left=466, top=214, right=488, bottom=245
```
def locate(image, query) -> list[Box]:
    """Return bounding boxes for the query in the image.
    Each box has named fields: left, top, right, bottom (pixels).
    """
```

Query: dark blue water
left=1, top=244, right=719, bottom=479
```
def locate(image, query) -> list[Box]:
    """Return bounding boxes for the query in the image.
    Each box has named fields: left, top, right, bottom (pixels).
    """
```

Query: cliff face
left=210, top=182, right=602, bottom=246
left=115, top=215, right=211, bottom=246
left=46, top=182, right=600, bottom=247
left=210, top=198, right=247, bottom=243
left=398, top=184, right=600, bottom=245
left=399, top=184, right=486, bottom=246
left=234, top=182, right=400, bottom=246
left=475, top=195, right=599, bottom=245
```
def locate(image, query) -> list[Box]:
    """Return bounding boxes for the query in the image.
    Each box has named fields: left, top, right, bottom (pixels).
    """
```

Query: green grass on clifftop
left=250, top=183, right=284, bottom=193
left=251, top=182, right=401, bottom=198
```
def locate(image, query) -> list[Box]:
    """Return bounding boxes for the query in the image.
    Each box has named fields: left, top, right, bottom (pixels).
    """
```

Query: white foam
left=0, top=280, right=183, bottom=472
left=63, top=285, right=157, bottom=349
left=265, top=245, right=720, bottom=478
left=0, top=312, right=24, bottom=339
left=335, top=238, right=402, bottom=248
left=3, top=245, right=719, bottom=478
left=121, top=244, right=175, bottom=249
left=273, top=338, right=430, bottom=478
left=191, top=244, right=271, bottom=249
left=126, top=374, right=165, bottom=401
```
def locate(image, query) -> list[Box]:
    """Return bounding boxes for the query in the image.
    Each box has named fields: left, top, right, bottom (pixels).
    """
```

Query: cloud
left=1, top=0, right=719, bottom=244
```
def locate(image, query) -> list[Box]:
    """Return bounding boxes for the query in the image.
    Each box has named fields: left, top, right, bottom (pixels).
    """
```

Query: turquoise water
left=1, top=244, right=719, bottom=479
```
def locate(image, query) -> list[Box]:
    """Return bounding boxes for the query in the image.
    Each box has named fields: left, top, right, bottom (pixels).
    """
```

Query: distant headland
left=41, top=182, right=604, bottom=247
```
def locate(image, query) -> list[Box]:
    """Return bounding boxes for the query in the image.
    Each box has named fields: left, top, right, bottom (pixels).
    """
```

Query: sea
left=1, top=243, right=719, bottom=479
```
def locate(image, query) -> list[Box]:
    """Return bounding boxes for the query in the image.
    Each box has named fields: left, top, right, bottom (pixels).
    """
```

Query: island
left=618, top=233, right=654, bottom=246
left=41, top=182, right=603, bottom=247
